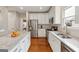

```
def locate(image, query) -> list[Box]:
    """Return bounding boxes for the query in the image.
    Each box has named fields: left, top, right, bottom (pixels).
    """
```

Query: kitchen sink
left=61, top=35, right=71, bottom=38
left=56, top=32, right=71, bottom=39
left=59, top=34, right=71, bottom=39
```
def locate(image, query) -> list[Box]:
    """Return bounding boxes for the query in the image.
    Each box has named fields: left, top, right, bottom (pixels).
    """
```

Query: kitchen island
left=0, top=31, right=31, bottom=52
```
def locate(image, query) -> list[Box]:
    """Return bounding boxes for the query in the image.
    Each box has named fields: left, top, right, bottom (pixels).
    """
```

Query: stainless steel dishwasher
left=61, top=42, right=75, bottom=52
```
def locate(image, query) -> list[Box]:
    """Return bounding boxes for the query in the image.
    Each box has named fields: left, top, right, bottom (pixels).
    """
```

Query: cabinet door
left=29, top=14, right=38, bottom=19
left=48, top=32, right=61, bottom=52
left=38, top=14, right=45, bottom=24
left=48, top=32, right=54, bottom=50
left=54, top=7, right=61, bottom=24
left=52, top=35, right=61, bottom=52
left=43, top=14, right=49, bottom=24
left=38, top=29, right=46, bottom=37
left=38, top=14, right=42, bottom=24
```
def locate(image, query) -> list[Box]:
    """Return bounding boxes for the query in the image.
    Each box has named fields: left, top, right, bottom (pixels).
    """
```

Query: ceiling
left=7, top=6, right=51, bottom=13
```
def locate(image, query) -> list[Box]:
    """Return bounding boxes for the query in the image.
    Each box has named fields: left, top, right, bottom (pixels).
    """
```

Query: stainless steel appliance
left=29, top=20, right=38, bottom=37
left=61, top=42, right=75, bottom=52
left=49, top=17, right=54, bottom=24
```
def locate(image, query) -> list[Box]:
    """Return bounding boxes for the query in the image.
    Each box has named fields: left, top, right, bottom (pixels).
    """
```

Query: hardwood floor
left=28, top=37, right=52, bottom=52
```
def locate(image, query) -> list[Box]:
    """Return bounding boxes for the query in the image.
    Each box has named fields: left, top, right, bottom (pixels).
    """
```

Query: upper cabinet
left=54, top=6, right=62, bottom=24
left=29, top=14, right=38, bottom=19
left=38, top=13, right=49, bottom=24
left=29, top=13, right=49, bottom=24
left=48, top=7, right=55, bottom=19
left=48, top=6, right=62, bottom=24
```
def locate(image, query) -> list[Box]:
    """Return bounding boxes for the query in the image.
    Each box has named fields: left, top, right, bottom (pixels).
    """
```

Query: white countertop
left=0, top=31, right=30, bottom=51
left=50, top=31, right=79, bottom=52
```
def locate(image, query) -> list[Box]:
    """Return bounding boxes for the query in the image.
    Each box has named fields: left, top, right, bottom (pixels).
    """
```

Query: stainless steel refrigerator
left=29, top=20, right=38, bottom=37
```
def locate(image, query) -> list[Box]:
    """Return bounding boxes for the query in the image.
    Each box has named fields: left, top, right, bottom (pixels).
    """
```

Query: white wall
left=67, top=27, right=79, bottom=38
left=0, top=12, right=3, bottom=28
left=8, top=11, right=20, bottom=32
left=15, top=12, right=20, bottom=30
left=0, top=7, right=8, bottom=35
left=0, top=7, right=28, bottom=34
left=75, top=6, right=79, bottom=24
left=19, top=13, right=26, bottom=31
left=26, top=12, right=29, bottom=31
left=0, top=7, right=8, bottom=29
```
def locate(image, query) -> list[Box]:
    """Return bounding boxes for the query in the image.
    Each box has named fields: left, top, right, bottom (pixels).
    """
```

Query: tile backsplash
left=38, top=24, right=51, bottom=29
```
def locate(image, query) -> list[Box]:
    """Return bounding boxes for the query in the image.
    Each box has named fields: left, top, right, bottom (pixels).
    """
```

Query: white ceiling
left=7, top=6, right=51, bottom=13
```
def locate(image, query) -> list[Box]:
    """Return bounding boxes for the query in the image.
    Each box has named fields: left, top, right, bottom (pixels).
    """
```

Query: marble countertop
left=50, top=31, right=79, bottom=52
left=0, top=31, right=29, bottom=51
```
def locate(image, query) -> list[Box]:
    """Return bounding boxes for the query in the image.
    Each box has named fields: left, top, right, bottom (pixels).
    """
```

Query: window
left=65, top=7, right=75, bottom=17
left=64, top=6, right=75, bottom=26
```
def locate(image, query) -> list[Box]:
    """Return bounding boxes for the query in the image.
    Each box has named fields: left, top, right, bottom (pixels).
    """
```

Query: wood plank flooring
left=28, top=37, right=52, bottom=52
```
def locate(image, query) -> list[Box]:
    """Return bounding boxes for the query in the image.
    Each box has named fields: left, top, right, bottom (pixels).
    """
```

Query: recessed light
left=20, top=7, right=23, bottom=10
left=40, top=7, right=43, bottom=10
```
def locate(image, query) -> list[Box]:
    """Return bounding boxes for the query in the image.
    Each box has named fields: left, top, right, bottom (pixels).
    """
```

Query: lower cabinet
left=48, top=31, right=61, bottom=52
left=38, top=29, right=46, bottom=37
left=10, top=32, right=31, bottom=52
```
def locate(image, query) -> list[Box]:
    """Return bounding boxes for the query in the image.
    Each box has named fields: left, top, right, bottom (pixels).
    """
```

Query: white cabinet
left=48, top=7, right=55, bottom=19
left=48, top=31, right=54, bottom=50
left=48, top=6, right=61, bottom=24
left=29, top=13, right=49, bottom=24
left=54, top=6, right=62, bottom=24
left=52, top=35, right=61, bottom=52
left=38, top=14, right=42, bottom=24
left=38, top=29, right=46, bottom=37
left=38, top=13, right=49, bottom=24
left=29, top=14, right=38, bottom=19
left=48, top=31, right=61, bottom=52
left=44, top=14, right=49, bottom=24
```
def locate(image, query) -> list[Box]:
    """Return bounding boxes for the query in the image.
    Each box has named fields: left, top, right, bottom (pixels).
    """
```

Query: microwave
left=49, top=17, right=54, bottom=24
